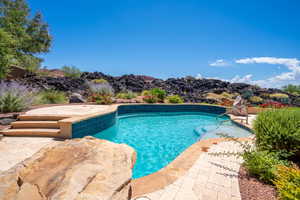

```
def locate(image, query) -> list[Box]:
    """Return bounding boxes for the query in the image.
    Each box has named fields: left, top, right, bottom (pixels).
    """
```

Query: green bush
left=243, top=150, right=288, bottom=184
left=61, top=65, right=82, bottom=78
left=141, top=88, right=166, bottom=103
left=0, top=82, right=37, bottom=113
left=37, top=90, right=67, bottom=104
left=254, top=109, right=300, bottom=158
left=143, top=95, right=158, bottom=103
left=116, top=91, right=137, bottom=99
left=166, top=95, right=184, bottom=104
left=91, top=79, right=108, bottom=84
left=249, top=96, right=263, bottom=104
left=150, top=88, right=166, bottom=102
left=274, top=165, right=300, bottom=200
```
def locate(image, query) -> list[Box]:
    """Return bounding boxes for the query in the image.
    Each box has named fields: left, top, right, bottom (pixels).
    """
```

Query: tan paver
left=134, top=141, right=245, bottom=200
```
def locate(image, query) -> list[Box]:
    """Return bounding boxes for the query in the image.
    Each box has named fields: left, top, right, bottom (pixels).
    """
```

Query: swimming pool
left=93, top=111, right=251, bottom=178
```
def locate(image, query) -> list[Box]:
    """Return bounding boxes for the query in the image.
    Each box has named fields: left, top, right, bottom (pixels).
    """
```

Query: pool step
left=11, top=121, right=59, bottom=129
left=18, top=115, right=68, bottom=121
left=0, top=128, right=61, bottom=137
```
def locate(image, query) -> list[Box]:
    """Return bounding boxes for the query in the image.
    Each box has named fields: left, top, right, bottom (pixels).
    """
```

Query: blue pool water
left=94, top=112, right=251, bottom=178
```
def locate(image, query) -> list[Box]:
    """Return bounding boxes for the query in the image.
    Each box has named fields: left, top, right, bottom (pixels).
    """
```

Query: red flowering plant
left=260, top=101, right=288, bottom=109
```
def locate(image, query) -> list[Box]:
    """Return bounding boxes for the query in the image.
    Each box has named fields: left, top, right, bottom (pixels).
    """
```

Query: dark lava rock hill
left=19, top=71, right=299, bottom=106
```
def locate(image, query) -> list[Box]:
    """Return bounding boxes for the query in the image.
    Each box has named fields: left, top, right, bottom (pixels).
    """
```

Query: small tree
left=0, top=0, right=52, bottom=74
left=61, top=65, right=82, bottom=78
left=282, top=84, right=300, bottom=96
left=0, top=29, right=17, bottom=79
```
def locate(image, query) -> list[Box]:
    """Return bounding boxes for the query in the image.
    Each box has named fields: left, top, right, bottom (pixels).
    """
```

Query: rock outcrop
left=69, top=93, right=86, bottom=103
left=0, top=136, right=136, bottom=200
left=15, top=71, right=300, bottom=106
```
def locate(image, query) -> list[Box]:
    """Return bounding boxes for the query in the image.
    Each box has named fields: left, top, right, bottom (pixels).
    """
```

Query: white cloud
left=235, top=57, right=300, bottom=88
left=230, top=74, right=253, bottom=83
left=195, top=73, right=203, bottom=79
left=209, top=59, right=230, bottom=67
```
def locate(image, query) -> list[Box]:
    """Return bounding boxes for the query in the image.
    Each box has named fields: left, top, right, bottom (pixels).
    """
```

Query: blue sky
left=28, top=0, right=300, bottom=88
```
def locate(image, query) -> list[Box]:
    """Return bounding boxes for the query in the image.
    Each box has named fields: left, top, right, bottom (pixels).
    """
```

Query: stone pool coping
left=59, top=103, right=228, bottom=138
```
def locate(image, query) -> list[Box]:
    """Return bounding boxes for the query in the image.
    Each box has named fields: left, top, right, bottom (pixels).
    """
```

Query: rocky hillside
left=18, top=71, right=300, bottom=106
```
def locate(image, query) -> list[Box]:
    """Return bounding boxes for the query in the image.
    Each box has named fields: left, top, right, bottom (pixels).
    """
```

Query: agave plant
left=0, top=81, right=37, bottom=113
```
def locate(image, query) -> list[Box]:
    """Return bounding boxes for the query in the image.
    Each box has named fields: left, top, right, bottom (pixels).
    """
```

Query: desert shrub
left=141, top=90, right=151, bottom=96
left=37, top=90, right=67, bottom=104
left=274, top=165, right=300, bottom=200
left=88, top=82, right=114, bottom=105
left=116, top=91, right=137, bottom=99
left=254, top=109, right=300, bottom=158
left=243, top=150, right=288, bottom=184
left=36, top=70, right=51, bottom=77
left=89, top=93, right=113, bottom=105
left=0, top=82, right=37, bottom=113
left=142, top=88, right=166, bottom=103
left=249, top=96, right=263, bottom=104
left=261, top=93, right=270, bottom=98
left=241, top=90, right=254, bottom=99
left=220, top=92, right=234, bottom=99
left=91, top=79, right=108, bottom=84
left=270, top=93, right=289, bottom=99
left=143, top=95, right=158, bottom=103
left=61, top=65, right=82, bottom=78
left=166, top=95, right=184, bottom=104
left=88, top=82, right=114, bottom=96
left=150, top=88, right=166, bottom=102
left=270, top=93, right=290, bottom=104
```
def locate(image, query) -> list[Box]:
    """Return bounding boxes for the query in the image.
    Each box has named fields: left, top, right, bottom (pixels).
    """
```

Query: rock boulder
left=0, top=136, right=136, bottom=200
left=69, top=93, right=86, bottom=103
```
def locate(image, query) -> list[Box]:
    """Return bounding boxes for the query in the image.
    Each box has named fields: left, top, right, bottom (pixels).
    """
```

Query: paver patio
left=136, top=141, right=245, bottom=200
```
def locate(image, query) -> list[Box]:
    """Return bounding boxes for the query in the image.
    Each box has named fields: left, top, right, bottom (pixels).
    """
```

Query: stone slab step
left=11, top=121, right=59, bottom=129
left=0, top=129, right=61, bottom=137
left=18, top=115, right=68, bottom=121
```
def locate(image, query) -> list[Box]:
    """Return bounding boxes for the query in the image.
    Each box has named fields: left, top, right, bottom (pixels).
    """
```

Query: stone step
left=0, top=128, right=61, bottom=137
left=11, top=121, right=59, bottom=129
left=18, top=115, right=68, bottom=121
